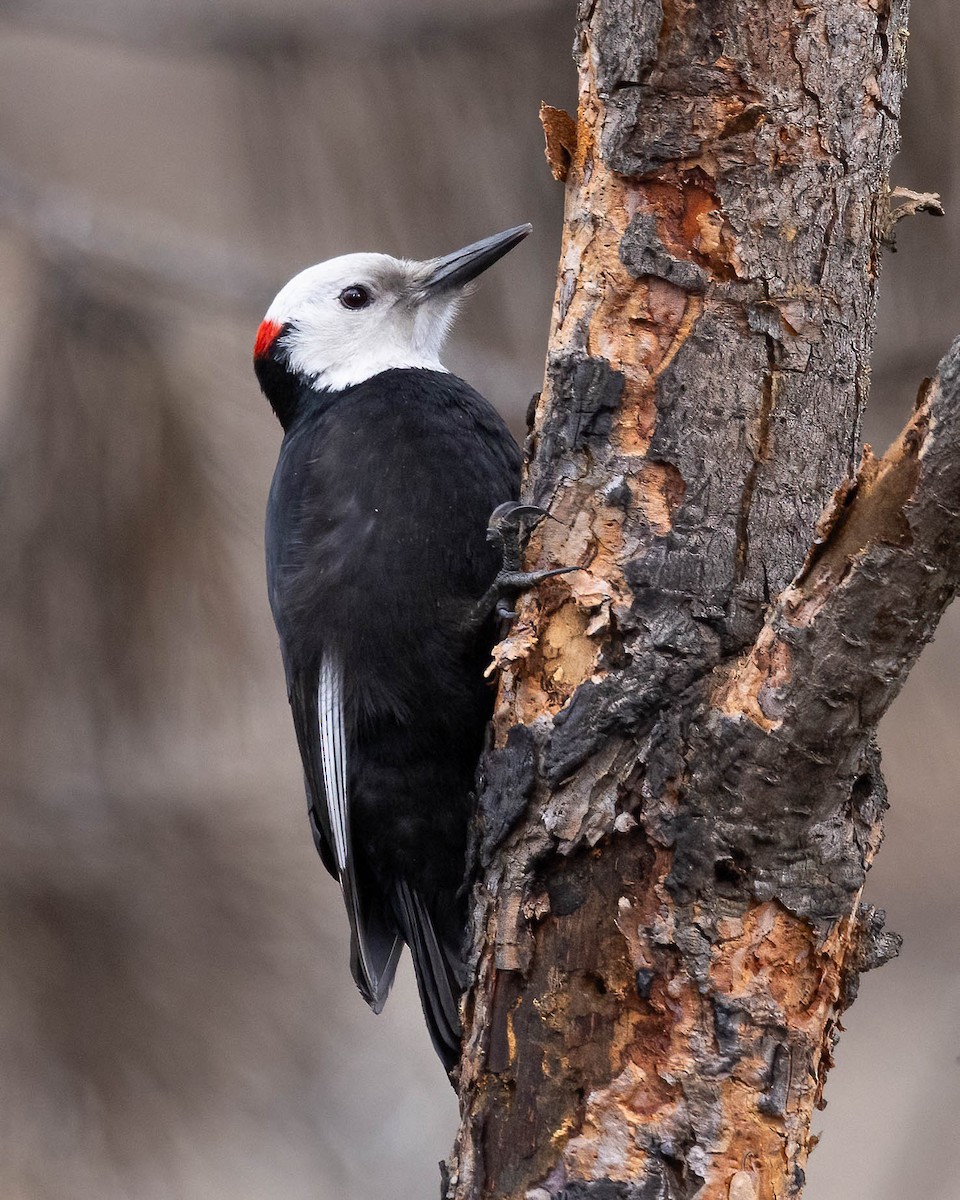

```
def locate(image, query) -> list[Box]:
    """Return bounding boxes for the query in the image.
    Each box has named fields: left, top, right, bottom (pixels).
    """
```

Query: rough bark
left=445, top=3, right=956, bottom=1198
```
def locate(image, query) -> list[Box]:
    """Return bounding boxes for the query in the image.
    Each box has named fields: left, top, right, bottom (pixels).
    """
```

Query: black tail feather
left=394, top=881, right=463, bottom=1073
left=346, top=871, right=403, bottom=1014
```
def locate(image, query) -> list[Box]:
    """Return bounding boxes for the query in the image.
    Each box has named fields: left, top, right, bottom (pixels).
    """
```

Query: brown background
left=0, top=2, right=956, bottom=1197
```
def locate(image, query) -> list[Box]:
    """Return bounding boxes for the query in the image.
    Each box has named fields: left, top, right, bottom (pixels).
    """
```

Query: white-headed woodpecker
left=254, top=226, right=560, bottom=1072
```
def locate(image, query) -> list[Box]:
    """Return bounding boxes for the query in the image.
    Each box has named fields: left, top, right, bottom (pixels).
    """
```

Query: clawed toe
left=485, top=502, right=550, bottom=574
left=493, top=566, right=573, bottom=619
left=472, top=503, right=573, bottom=627
left=486, top=501, right=548, bottom=541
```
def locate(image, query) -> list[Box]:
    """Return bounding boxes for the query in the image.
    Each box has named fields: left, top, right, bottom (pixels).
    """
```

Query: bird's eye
left=338, top=285, right=372, bottom=310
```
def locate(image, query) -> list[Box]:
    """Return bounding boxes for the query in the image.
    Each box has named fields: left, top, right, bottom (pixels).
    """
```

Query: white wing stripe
left=318, top=654, right=349, bottom=873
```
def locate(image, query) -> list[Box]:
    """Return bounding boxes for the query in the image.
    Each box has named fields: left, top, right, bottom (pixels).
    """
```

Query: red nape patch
left=254, top=318, right=284, bottom=360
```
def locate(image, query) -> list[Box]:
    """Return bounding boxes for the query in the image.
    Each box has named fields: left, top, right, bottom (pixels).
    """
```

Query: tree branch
left=719, top=336, right=960, bottom=754
left=448, top=2, right=935, bottom=1198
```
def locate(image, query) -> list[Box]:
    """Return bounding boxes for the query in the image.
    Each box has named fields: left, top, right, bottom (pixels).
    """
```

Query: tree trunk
left=447, top=2, right=958, bottom=1198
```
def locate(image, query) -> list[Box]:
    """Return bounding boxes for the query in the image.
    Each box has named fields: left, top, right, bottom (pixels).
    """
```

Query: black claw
left=469, top=503, right=574, bottom=631
left=486, top=501, right=548, bottom=539
left=486, top=502, right=551, bottom=575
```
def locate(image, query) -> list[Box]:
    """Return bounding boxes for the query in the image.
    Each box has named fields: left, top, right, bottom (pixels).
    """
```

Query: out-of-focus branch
left=0, top=157, right=272, bottom=305
left=0, top=2, right=560, bottom=57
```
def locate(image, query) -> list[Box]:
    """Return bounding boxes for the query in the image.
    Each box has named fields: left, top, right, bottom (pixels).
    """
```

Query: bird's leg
left=471, top=501, right=573, bottom=625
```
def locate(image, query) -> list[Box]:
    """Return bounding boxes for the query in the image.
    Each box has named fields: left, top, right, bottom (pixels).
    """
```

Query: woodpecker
left=254, top=225, right=558, bottom=1072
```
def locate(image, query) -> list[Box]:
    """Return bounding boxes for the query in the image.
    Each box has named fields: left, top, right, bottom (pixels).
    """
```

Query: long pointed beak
left=419, top=224, right=532, bottom=296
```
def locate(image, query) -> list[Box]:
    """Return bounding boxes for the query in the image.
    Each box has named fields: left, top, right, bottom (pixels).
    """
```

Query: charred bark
left=448, top=2, right=955, bottom=1198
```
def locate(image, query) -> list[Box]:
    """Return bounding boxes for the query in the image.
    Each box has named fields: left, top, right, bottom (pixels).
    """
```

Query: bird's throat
left=254, top=352, right=308, bottom=431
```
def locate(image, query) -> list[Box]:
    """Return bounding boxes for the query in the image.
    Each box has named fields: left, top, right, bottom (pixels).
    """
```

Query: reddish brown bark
left=446, top=3, right=956, bottom=1198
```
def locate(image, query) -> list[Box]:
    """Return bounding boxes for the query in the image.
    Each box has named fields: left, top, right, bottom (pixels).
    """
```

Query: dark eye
left=338, top=285, right=372, bottom=310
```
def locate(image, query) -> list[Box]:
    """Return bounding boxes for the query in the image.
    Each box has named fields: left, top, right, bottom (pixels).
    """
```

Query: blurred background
left=0, top=2, right=956, bottom=1198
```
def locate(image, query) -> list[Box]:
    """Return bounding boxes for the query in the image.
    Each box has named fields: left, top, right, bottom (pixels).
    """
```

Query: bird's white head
left=254, top=224, right=531, bottom=396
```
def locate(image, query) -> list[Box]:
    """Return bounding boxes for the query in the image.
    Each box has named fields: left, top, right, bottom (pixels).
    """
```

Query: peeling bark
left=447, top=3, right=958, bottom=1199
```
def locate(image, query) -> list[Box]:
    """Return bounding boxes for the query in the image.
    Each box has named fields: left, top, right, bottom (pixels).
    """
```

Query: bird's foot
left=475, top=502, right=573, bottom=623
left=485, top=566, right=573, bottom=620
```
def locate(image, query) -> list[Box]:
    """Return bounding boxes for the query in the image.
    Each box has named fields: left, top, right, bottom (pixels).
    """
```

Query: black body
left=262, top=364, right=521, bottom=1069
